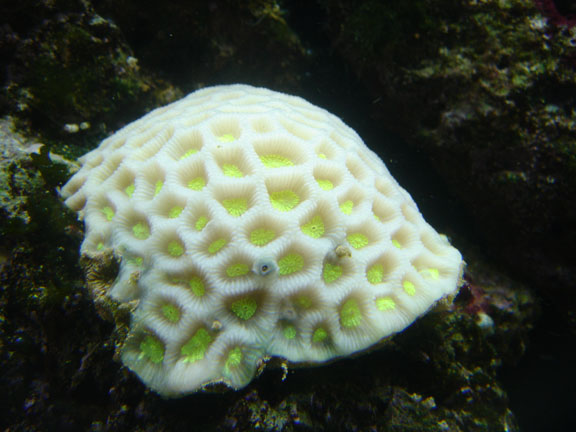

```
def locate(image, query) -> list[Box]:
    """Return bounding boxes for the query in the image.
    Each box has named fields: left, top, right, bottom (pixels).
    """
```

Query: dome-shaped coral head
left=61, top=84, right=464, bottom=397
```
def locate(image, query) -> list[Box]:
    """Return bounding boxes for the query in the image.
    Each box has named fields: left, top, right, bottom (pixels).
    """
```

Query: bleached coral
left=61, top=84, right=463, bottom=396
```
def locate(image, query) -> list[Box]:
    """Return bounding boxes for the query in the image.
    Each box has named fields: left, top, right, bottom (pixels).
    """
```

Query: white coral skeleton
left=61, top=84, right=463, bottom=396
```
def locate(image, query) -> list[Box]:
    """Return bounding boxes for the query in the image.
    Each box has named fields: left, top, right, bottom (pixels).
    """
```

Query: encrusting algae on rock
left=60, top=84, right=463, bottom=396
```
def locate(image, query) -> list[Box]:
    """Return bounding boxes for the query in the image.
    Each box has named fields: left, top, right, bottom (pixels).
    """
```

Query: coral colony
left=61, top=85, right=463, bottom=396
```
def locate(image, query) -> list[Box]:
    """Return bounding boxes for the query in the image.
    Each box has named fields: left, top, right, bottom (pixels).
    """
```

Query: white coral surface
left=61, top=84, right=463, bottom=396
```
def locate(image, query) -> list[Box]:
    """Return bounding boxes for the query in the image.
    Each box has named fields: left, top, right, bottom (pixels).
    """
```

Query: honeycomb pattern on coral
left=61, top=84, right=463, bottom=396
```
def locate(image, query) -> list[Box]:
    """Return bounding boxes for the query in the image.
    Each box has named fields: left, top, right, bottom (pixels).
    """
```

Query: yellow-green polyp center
left=188, top=276, right=205, bottom=297
left=226, top=263, right=250, bottom=278
left=168, top=240, right=185, bottom=257
left=323, top=262, right=342, bottom=283
left=132, top=222, right=150, bottom=239
left=230, top=297, right=258, bottom=320
left=225, top=346, right=243, bottom=372
left=223, top=198, right=248, bottom=217
left=260, top=154, right=293, bottom=168
left=250, top=228, right=276, bottom=246
left=270, top=190, right=299, bottom=211
left=188, top=176, right=206, bottom=190
left=181, top=328, right=212, bottom=363
left=161, top=304, right=181, bottom=323
left=140, top=335, right=164, bottom=364
left=301, top=215, right=324, bottom=238
left=340, top=298, right=362, bottom=328
left=312, top=327, right=328, bottom=343
left=278, top=253, right=304, bottom=275
left=347, top=233, right=369, bottom=249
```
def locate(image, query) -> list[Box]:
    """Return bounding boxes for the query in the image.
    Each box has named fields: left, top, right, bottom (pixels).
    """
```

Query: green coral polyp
left=340, top=298, right=363, bottom=328
left=222, top=164, right=243, bottom=178
left=403, top=280, right=416, bottom=296
left=167, top=240, right=185, bottom=257
left=125, top=184, right=135, bottom=197
left=188, top=176, right=206, bottom=190
left=218, top=134, right=236, bottom=143
left=139, top=335, right=164, bottom=364
left=366, top=263, right=384, bottom=284
left=260, top=154, right=293, bottom=168
left=250, top=228, right=276, bottom=246
left=154, top=180, right=163, bottom=196
left=340, top=200, right=354, bottom=214
left=188, top=276, right=205, bottom=297
left=161, top=304, right=181, bottom=323
left=225, top=347, right=243, bottom=373
left=420, top=268, right=440, bottom=279
left=347, top=232, right=369, bottom=249
left=222, top=198, right=248, bottom=216
left=181, top=328, right=212, bottom=363
left=230, top=297, right=258, bottom=320
left=127, top=256, right=143, bottom=266
left=283, top=324, right=297, bottom=339
left=208, top=238, right=227, bottom=254
left=312, top=327, right=328, bottom=343
left=195, top=215, right=209, bottom=231
left=169, top=206, right=184, bottom=218
left=278, top=253, right=304, bottom=275
left=226, top=263, right=250, bottom=278
left=132, top=222, right=150, bottom=239
left=102, top=206, right=115, bottom=221
left=301, top=215, right=325, bottom=238
left=323, top=262, right=343, bottom=283
left=270, top=190, right=300, bottom=211
left=376, top=297, right=396, bottom=311
left=316, top=179, right=334, bottom=190
left=295, top=295, right=313, bottom=309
